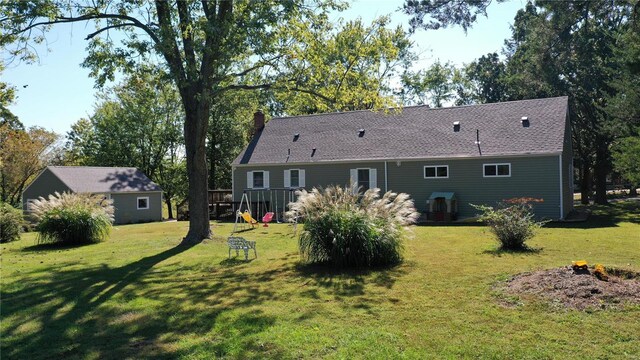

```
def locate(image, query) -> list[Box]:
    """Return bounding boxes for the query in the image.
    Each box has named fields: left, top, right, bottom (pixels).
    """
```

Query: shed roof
left=233, top=97, right=569, bottom=165
left=45, top=166, right=162, bottom=193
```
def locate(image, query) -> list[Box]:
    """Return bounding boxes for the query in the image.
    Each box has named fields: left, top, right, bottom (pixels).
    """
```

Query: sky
left=3, top=0, right=527, bottom=136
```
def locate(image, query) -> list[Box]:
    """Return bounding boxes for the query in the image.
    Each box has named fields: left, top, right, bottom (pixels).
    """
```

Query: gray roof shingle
left=47, top=166, right=162, bottom=193
left=233, top=97, right=569, bottom=165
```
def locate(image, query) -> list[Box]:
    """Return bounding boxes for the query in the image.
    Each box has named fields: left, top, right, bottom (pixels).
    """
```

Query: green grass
left=1, top=202, right=639, bottom=359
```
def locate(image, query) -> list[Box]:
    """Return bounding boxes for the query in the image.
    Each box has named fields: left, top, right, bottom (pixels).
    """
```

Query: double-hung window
left=483, top=163, right=511, bottom=177
left=284, top=169, right=305, bottom=188
left=424, top=165, right=449, bottom=179
left=247, top=170, right=270, bottom=189
left=350, top=168, right=377, bottom=193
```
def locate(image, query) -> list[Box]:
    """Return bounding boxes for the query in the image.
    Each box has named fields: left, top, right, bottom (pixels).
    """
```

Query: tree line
left=1, top=0, right=638, bottom=243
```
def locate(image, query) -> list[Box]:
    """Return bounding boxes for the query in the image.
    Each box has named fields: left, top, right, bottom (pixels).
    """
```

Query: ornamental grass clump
left=472, top=197, right=548, bottom=251
left=30, top=192, right=114, bottom=246
left=0, top=202, right=23, bottom=243
left=286, top=185, right=419, bottom=268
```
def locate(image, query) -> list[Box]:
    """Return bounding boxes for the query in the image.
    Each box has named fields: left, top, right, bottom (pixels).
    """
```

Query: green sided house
left=23, top=166, right=163, bottom=224
left=232, top=97, right=573, bottom=221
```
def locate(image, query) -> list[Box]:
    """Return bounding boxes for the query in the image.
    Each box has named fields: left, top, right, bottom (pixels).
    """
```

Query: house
left=232, top=97, right=573, bottom=220
left=23, top=166, right=163, bottom=224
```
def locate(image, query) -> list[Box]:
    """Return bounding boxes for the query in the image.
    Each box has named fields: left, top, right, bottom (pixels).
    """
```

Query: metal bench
left=227, top=236, right=257, bottom=261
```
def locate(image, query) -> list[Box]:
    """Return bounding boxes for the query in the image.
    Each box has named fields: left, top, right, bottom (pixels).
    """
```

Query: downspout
left=384, top=161, right=388, bottom=192
left=559, top=154, right=564, bottom=220
left=231, top=165, right=235, bottom=201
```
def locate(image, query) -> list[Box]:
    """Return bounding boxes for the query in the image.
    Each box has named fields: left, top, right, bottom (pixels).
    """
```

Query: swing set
left=232, top=188, right=299, bottom=234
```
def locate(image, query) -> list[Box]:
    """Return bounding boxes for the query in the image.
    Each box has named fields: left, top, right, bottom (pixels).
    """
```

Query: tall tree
left=2, top=0, right=349, bottom=243
left=0, top=64, right=21, bottom=128
left=606, top=11, right=640, bottom=196
left=0, top=125, right=60, bottom=206
left=611, top=137, right=640, bottom=196
left=403, top=0, right=502, bottom=32
left=502, top=1, right=634, bottom=204
left=274, top=16, right=414, bottom=114
left=65, top=71, right=186, bottom=218
left=207, top=90, right=260, bottom=190
left=400, top=60, right=455, bottom=107
left=463, top=52, right=509, bottom=104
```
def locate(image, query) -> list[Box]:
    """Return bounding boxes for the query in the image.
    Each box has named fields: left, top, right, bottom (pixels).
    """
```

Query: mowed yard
left=1, top=203, right=639, bottom=359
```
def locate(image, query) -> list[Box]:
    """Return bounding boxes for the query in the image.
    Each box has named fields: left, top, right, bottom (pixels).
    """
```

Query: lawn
left=1, top=202, right=639, bottom=359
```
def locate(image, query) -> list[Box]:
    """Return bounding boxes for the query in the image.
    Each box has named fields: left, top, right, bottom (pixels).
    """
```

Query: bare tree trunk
left=580, top=161, right=591, bottom=205
left=1, top=171, right=6, bottom=204
left=594, top=140, right=609, bottom=205
left=166, top=197, right=174, bottom=219
left=181, top=102, right=212, bottom=244
left=630, top=185, right=638, bottom=197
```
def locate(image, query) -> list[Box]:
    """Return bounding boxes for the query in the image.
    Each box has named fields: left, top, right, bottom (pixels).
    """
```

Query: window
left=483, top=163, right=511, bottom=177
left=25, top=199, right=36, bottom=212
left=284, top=169, right=305, bottom=188
left=137, top=197, right=149, bottom=210
left=424, top=165, right=449, bottom=179
left=350, top=168, right=377, bottom=193
left=247, top=171, right=269, bottom=189
left=358, top=169, right=370, bottom=191
left=253, top=171, right=264, bottom=188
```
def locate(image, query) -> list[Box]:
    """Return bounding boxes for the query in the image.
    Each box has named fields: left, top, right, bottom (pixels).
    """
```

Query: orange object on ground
left=593, top=264, right=609, bottom=281
left=572, top=260, right=588, bottom=270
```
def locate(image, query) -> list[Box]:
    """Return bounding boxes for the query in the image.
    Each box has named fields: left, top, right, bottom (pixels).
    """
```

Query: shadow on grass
left=546, top=201, right=640, bottom=229
left=415, top=221, right=485, bottom=228
left=21, top=241, right=96, bottom=252
left=482, top=247, right=543, bottom=257
left=1, top=242, right=284, bottom=359
left=294, top=262, right=408, bottom=297
left=219, top=257, right=255, bottom=266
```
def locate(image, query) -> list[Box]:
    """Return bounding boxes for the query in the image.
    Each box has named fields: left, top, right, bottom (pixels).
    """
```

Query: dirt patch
left=501, top=267, right=640, bottom=310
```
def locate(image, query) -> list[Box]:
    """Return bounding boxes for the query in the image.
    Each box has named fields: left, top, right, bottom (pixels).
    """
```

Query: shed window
left=137, top=197, right=150, bottom=210
left=424, top=165, right=449, bottom=179
left=25, top=199, right=36, bottom=212
left=483, top=163, right=511, bottom=177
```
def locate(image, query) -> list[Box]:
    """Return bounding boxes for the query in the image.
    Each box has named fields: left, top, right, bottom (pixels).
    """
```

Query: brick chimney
left=252, top=110, right=265, bottom=136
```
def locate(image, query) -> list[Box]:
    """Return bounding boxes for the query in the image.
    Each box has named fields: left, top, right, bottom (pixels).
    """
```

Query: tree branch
left=176, top=0, right=197, bottom=78
left=218, top=82, right=335, bottom=104
left=155, top=1, right=187, bottom=92
left=84, top=23, right=137, bottom=40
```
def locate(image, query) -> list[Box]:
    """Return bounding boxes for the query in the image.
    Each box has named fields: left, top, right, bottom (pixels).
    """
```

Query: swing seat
left=240, top=210, right=258, bottom=227
left=262, top=212, right=274, bottom=227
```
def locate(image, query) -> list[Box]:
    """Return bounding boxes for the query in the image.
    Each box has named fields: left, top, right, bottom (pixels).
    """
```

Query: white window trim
left=424, top=165, right=449, bottom=179
left=351, top=168, right=377, bottom=193
left=285, top=169, right=305, bottom=189
left=137, top=196, right=150, bottom=210
left=248, top=170, right=269, bottom=189
left=25, top=199, right=37, bottom=212
left=483, top=163, right=511, bottom=178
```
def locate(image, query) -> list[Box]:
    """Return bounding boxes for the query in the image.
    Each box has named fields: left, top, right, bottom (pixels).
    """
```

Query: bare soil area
left=502, top=267, right=640, bottom=310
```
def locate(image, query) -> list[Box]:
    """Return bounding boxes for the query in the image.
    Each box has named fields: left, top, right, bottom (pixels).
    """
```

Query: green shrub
left=287, top=185, right=419, bottom=268
left=471, top=198, right=548, bottom=251
left=30, top=192, right=114, bottom=245
left=0, top=202, right=23, bottom=243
